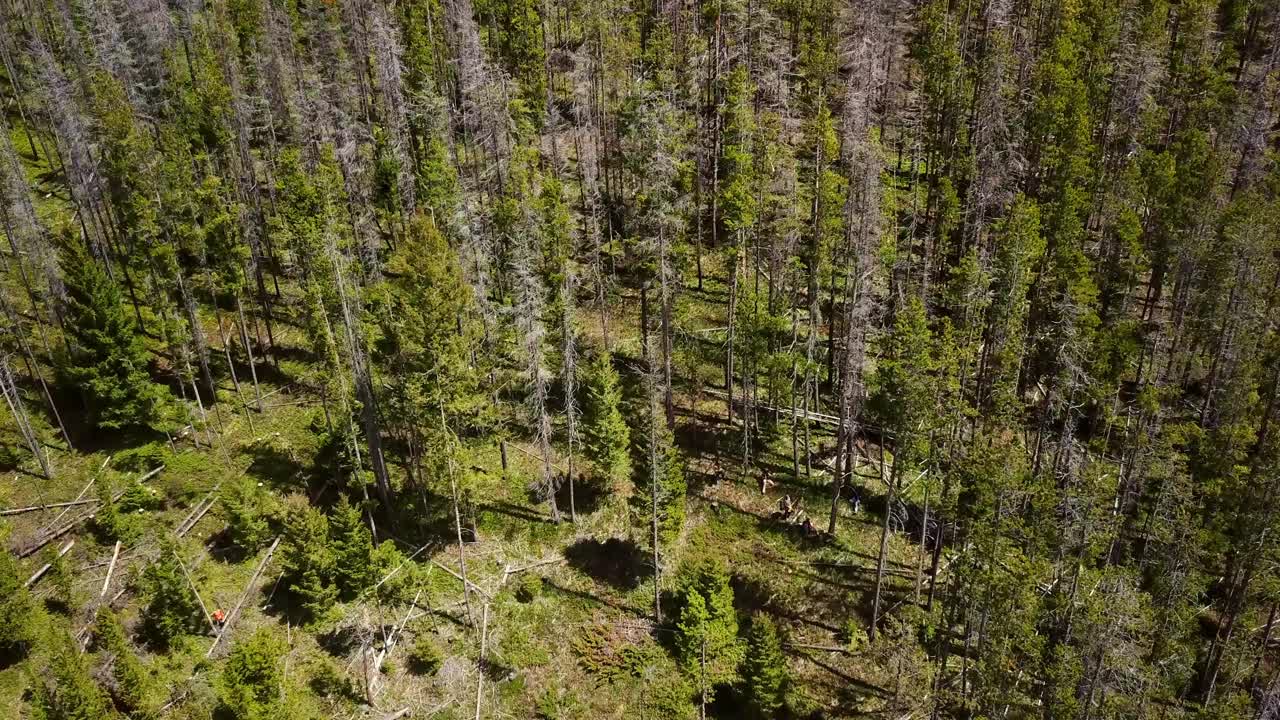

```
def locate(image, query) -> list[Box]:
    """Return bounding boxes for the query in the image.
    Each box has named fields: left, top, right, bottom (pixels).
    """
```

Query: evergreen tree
left=377, top=213, right=485, bottom=461
left=140, top=541, right=204, bottom=650
left=673, top=559, right=741, bottom=709
left=3, top=1, right=1280, bottom=717
left=279, top=494, right=338, bottom=624
left=741, top=613, right=787, bottom=719
left=582, top=348, right=630, bottom=490
left=329, top=496, right=375, bottom=598
left=56, top=240, right=171, bottom=431
left=479, top=0, right=547, bottom=117
left=0, top=541, right=37, bottom=656
left=219, top=627, right=287, bottom=720
left=92, top=475, right=140, bottom=544
left=220, top=477, right=277, bottom=553
left=867, top=298, right=935, bottom=637
left=30, top=630, right=114, bottom=720
left=91, top=607, right=153, bottom=714
left=978, top=196, right=1043, bottom=423
left=719, top=64, right=758, bottom=425
left=631, top=400, right=686, bottom=547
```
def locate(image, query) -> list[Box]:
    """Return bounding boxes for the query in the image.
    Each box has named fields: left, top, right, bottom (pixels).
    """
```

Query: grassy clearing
left=0, top=137, right=932, bottom=720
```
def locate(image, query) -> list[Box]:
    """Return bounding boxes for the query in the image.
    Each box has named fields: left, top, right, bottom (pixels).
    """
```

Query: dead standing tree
left=30, top=41, right=112, bottom=266
left=370, top=6, right=418, bottom=217
left=0, top=354, right=51, bottom=478
left=443, top=0, right=511, bottom=185
left=514, top=218, right=560, bottom=523
left=826, top=18, right=885, bottom=539
left=562, top=269, right=581, bottom=522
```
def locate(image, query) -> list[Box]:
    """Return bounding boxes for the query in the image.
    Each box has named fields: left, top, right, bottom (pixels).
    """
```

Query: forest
left=0, top=0, right=1279, bottom=716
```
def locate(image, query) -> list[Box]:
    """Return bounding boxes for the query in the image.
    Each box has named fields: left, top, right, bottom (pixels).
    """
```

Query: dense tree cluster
left=0, top=0, right=1279, bottom=716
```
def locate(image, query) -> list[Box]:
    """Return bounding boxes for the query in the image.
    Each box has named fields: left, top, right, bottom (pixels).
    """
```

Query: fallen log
left=99, top=541, right=121, bottom=598
left=176, top=491, right=218, bottom=538
left=475, top=602, right=490, bottom=720
left=174, top=549, right=217, bottom=635
left=31, top=457, right=110, bottom=529
left=370, top=588, right=423, bottom=698
left=499, top=557, right=563, bottom=586
left=25, top=540, right=75, bottom=587
left=785, top=642, right=852, bottom=654
left=207, top=536, right=281, bottom=658
left=18, top=466, right=164, bottom=558
left=430, top=559, right=492, bottom=600
left=1, top=498, right=97, bottom=516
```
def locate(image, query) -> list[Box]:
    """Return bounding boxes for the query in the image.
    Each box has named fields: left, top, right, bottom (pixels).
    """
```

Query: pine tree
left=741, top=613, right=787, bottom=719
left=91, top=607, right=153, bottom=714
left=29, top=630, right=113, bottom=720
left=582, top=348, right=630, bottom=490
left=0, top=542, right=37, bottom=656
left=631, top=397, right=686, bottom=548
left=92, top=474, right=142, bottom=544
left=673, top=559, right=741, bottom=710
left=219, top=627, right=288, bottom=720
left=140, top=540, right=204, bottom=650
left=279, top=494, right=338, bottom=624
left=56, top=240, right=171, bottom=431
left=867, top=298, right=935, bottom=638
left=719, top=64, right=759, bottom=425
left=220, top=477, right=277, bottom=553
left=481, top=0, right=547, bottom=118
left=378, top=212, right=485, bottom=473
left=977, top=196, right=1043, bottom=424
left=329, top=496, right=375, bottom=598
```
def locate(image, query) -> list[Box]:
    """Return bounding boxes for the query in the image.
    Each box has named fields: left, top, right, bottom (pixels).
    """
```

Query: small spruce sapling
left=741, top=613, right=788, bottom=719
left=279, top=494, right=338, bottom=624
left=328, top=495, right=375, bottom=598
left=0, top=535, right=37, bottom=655
left=92, top=607, right=153, bottom=713
left=582, top=348, right=631, bottom=490
left=140, top=540, right=204, bottom=649
left=30, top=630, right=113, bottom=720
left=220, top=627, right=288, bottom=720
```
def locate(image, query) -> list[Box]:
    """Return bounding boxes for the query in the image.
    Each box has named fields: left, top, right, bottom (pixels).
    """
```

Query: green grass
left=0, top=178, right=934, bottom=719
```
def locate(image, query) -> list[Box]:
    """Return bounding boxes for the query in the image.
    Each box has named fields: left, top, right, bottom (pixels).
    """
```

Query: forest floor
left=0, top=125, right=937, bottom=720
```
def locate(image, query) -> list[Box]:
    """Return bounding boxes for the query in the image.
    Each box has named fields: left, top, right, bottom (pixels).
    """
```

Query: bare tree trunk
left=916, top=480, right=930, bottom=602
left=235, top=294, right=264, bottom=412
left=648, top=371, right=664, bottom=623
left=446, top=438, right=474, bottom=625
left=659, top=228, right=675, bottom=426
left=870, top=461, right=898, bottom=640
left=0, top=356, right=50, bottom=478
left=726, top=235, right=740, bottom=423
left=562, top=272, right=580, bottom=522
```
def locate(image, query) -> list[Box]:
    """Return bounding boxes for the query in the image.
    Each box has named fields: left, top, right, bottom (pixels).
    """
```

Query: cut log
left=1, top=498, right=97, bottom=516
left=99, top=541, right=121, bottom=598
left=206, top=536, right=281, bottom=658
left=174, top=548, right=217, bottom=634
left=25, top=540, right=74, bottom=587
left=431, top=559, right=492, bottom=600
left=17, top=466, right=163, bottom=558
